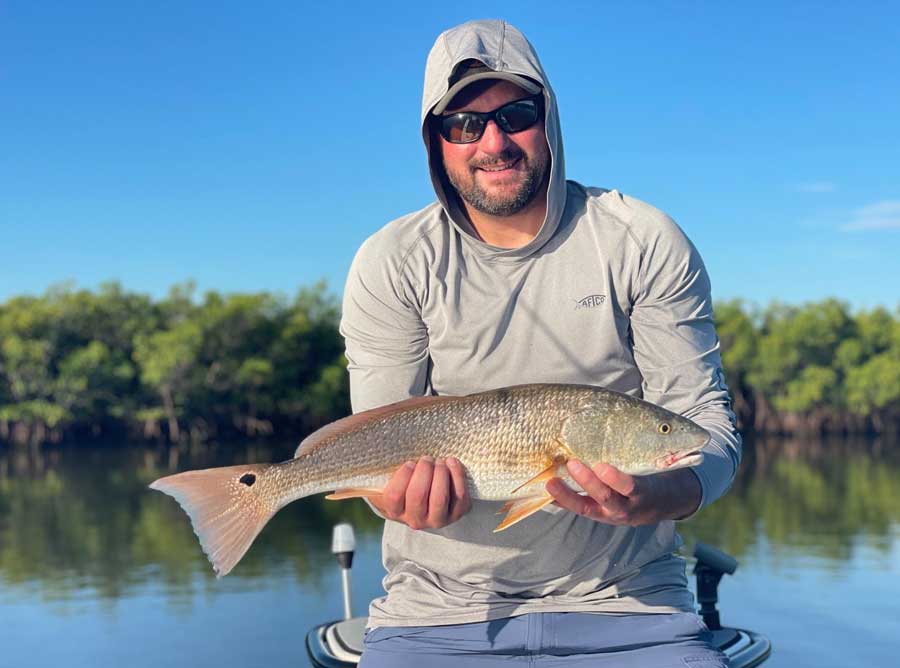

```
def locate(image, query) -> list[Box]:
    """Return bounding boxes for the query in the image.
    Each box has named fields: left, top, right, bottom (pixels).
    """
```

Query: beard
left=444, top=148, right=549, bottom=217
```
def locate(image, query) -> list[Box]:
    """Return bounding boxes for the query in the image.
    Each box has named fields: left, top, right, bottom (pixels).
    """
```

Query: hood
left=421, top=19, right=567, bottom=261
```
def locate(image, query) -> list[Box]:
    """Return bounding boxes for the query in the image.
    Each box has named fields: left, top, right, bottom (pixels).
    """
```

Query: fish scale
left=150, top=383, right=709, bottom=577
left=287, top=385, right=577, bottom=500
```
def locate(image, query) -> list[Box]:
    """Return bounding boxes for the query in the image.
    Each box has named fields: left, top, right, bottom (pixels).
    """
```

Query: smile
left=476, top=158, right=520, bottom=172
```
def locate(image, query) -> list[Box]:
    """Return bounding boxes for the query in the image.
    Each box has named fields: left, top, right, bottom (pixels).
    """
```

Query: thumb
left=595, top=463, right=636, bottom=497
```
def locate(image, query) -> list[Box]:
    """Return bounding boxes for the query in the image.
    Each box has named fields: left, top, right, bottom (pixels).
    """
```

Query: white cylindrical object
left=332, top=523, right=356, bottom=554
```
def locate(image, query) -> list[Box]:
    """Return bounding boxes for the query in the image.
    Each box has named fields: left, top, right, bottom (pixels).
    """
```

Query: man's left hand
left=545, top=460, right=702, bottom=526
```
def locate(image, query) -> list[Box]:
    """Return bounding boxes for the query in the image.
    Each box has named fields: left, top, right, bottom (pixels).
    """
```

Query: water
left=2, top=436, right=898, bottom=667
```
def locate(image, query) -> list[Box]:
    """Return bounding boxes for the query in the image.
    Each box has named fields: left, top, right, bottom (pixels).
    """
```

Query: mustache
left=469, top=150, right=523, bottom=169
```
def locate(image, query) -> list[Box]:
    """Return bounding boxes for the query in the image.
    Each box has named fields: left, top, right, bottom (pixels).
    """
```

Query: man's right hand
left=368, top=456, right=471, bottom=530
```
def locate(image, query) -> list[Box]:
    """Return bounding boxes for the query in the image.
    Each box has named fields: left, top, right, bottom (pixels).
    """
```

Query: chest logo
left=574, top=294, right=607, bottom=310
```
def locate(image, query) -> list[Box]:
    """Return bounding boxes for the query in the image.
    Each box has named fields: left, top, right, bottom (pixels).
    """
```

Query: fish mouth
left=656, top=450, right=705, bottom=470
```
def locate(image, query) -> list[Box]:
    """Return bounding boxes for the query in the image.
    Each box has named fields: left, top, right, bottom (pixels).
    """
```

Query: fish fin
left=496, top=500, right=515, bottom=515
left=325, top=488, right=384, bottom=500
left=149, top=463, right=277, bottom=578
left=509, top=455, right=569, bottom=495
left=493, top=495, right=555, bottom=532
left=295, top=394, right=461, bottom=457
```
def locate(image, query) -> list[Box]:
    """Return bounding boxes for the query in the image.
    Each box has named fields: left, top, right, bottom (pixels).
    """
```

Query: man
left=339, top=19, right=740, bottom=667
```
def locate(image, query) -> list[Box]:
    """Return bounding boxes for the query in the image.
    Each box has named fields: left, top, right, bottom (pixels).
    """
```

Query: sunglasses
left=437, top=95, right=543, bottom=144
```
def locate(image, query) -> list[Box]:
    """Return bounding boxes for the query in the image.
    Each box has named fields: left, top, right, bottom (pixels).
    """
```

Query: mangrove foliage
left=716, top=298, right=900, bottom=435
left=0, top=282, right=348, bottom=445
left=0, top=285, right=898, bottom=445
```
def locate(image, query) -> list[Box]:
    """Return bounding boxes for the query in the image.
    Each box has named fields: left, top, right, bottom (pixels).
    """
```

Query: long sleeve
left=340, top=236, right=430, bottom=414
left=629, top=215, right=741, bottom=510
left=325, top=234, right=431, bottom=518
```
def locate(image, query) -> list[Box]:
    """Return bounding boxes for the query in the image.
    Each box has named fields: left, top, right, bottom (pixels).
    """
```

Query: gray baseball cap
left=432, top=60, right=542, bottom=115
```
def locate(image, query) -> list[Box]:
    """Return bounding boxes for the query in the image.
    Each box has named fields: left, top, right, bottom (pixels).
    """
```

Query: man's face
left=437, top=80, right=550, bottom=218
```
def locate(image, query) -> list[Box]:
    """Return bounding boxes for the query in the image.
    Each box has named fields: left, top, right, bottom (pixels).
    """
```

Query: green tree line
left=1, top=286, right=898, bottom=445
left=0, top=282, right=349, bottom=445
left=717, top=298, right=900, bottom=435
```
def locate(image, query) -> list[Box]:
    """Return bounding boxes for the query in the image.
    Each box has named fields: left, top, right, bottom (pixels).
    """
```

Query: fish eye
left=658, top=423, right=671, bottom=435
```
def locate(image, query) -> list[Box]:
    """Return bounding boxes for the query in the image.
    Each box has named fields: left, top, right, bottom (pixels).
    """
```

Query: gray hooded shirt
left=335, top=20, right=741, bottom=627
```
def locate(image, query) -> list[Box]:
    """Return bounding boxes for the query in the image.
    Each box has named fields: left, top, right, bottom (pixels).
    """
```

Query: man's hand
left=545, top=460, right=702, bottom=525
left=368, top=456, right=472, bottom=530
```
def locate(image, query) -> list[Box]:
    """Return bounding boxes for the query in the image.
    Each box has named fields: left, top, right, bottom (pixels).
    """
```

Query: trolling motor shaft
left=332, top=523, right=356, bottom=620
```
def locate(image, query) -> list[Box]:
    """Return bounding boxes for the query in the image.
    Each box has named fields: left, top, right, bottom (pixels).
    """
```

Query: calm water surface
left=2, top=436, right=899, bottom=667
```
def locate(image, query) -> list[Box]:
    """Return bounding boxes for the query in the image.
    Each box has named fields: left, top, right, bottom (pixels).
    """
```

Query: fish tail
left=149, top=463, right=278, bottom=578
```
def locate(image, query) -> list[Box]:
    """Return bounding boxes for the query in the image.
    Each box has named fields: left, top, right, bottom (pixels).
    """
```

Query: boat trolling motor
left=693, top=541, right=738, bottom=630
left=332, top=523, right=356, bottom=621
left=306, top=525, right=367, bottom=667
left=691, top=541, right=770, bottom=667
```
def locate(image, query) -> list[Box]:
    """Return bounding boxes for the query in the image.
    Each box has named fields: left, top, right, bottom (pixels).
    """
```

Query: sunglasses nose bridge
left=477, top=117, right=512, bottom=151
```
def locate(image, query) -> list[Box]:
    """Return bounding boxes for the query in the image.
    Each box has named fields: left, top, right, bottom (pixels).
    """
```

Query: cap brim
left=432, top=72, right=542, bottom=115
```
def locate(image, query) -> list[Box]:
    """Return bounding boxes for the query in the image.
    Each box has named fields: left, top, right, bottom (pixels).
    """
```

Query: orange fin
left=496, top=500, right=515, bottom=515
left=325, top=488, right=384, bottom=501
left=149, top=463, right=276, bottom=578
left=493, top=495, right=555, bottom=532
left=510, top=455, right=568, bottom=495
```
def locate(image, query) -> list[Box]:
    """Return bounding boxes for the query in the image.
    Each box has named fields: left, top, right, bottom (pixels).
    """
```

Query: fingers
left=544, top=460, right=633, bottom=523
left=446, top=457, right=471, bottom=522
left=594, top=462, right=637, bottom=497
left=567, top=460, right=614, bottom=506
left=405, top=456, right=435, bottom=528
left=426, top=459, right=451, bottom=527
left=592, top=462, right=637, bottom=521
left=545, top=476, right=600, bottom=518
left=381, top=461, right=417, bottom=519
left=383, top=456, right=472, bottom=530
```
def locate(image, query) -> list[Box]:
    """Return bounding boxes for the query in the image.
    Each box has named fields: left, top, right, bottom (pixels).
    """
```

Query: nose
left=477, top=119, right=511, bottom=154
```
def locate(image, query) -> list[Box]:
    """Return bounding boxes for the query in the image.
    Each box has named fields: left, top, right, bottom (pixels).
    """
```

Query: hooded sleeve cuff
left=679, top=423, right=742, bottom=520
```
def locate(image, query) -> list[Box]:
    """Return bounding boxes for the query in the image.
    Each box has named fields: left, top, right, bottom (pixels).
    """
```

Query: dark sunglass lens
left=442, top=113, right=486, bottom=143
left=496, top=100, right=539, bottom=133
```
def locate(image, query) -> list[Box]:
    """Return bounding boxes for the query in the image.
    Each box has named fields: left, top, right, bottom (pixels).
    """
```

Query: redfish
left=150, top=384, right=708, bottom=576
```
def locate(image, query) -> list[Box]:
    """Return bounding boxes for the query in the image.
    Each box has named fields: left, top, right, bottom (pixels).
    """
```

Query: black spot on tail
left=239, top=473, right=256, bottom=486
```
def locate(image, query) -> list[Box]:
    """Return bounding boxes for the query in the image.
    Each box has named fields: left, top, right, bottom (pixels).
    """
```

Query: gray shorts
left=361, top=611, right=728, bottom=667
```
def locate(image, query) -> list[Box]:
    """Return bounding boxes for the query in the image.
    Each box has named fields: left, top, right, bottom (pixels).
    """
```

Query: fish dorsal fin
left=295, top=394, right=460, bottom=456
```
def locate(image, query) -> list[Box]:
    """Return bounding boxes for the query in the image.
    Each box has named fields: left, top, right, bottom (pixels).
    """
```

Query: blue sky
left=2, top=1, right=899, bottom=309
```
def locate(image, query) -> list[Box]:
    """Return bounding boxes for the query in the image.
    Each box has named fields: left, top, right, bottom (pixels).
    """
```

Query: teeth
left=479, top=160, right=517, bottom=171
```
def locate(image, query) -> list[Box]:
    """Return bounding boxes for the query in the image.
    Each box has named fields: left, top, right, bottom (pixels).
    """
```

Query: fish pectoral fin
left=493, top=495, right=555, bottom=532
left=509, top=455, right=569, bottom=495
left=325, top=487, right=384, bottom=501
left=496, top=500, right=515, bottom=516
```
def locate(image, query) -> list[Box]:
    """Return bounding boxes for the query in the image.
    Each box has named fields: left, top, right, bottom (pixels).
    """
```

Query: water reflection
left=0, top=441, right=384, bottom=604
left=679, top=435, right=900, bottom=567
left=1, top=436, right=898, bottom=604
